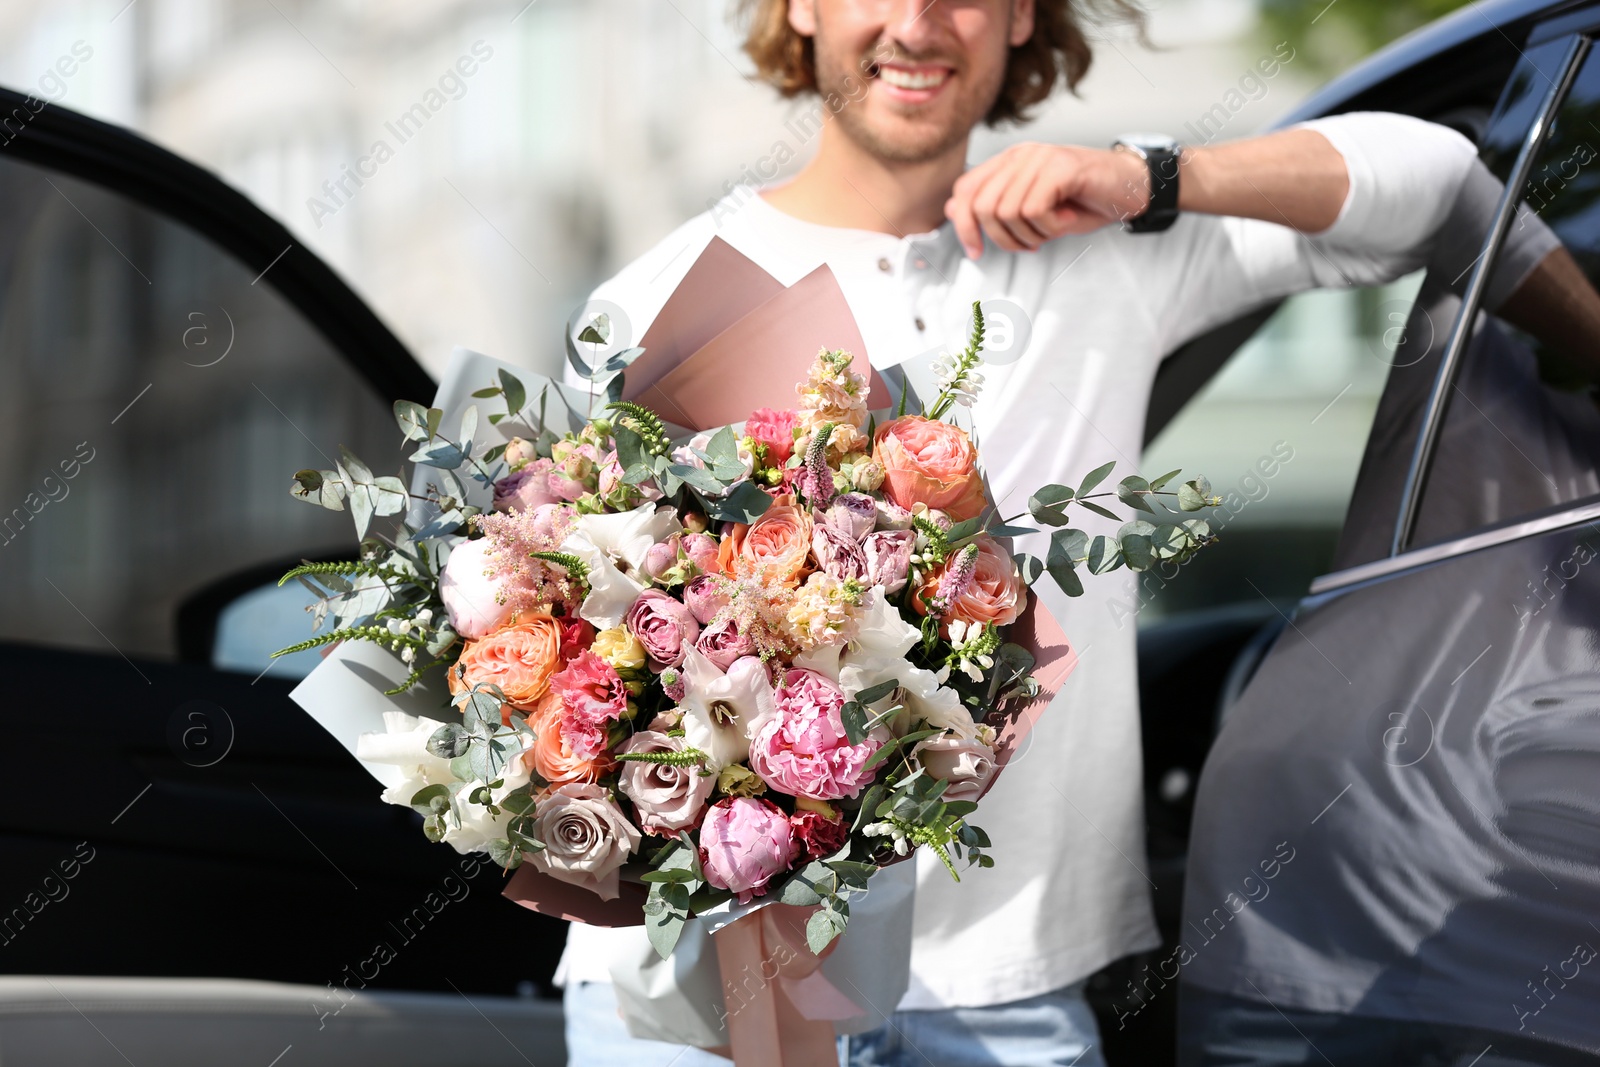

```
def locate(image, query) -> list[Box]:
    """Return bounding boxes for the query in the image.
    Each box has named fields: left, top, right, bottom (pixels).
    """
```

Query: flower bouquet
left=281, top=296, right=1216, bottom=1064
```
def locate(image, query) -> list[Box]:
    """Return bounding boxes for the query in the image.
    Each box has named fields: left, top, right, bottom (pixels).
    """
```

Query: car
left=0, top=0, right=1589, bottom=1060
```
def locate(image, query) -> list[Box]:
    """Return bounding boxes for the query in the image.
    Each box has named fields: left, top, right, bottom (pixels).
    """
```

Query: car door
left=0, top=86, right=566, bottom=997
left=1177, top=22, right=1600, bottom=1061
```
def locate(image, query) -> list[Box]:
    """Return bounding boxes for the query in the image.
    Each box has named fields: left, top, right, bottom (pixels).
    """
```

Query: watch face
left=1117, top=133, right=1181, bottom=154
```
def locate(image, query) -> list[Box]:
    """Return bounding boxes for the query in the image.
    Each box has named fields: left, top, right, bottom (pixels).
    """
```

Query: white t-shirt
left=555, top=111, right=1480, bottom=1009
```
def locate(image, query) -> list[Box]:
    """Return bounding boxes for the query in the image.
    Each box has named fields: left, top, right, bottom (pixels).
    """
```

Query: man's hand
left=944, top=143, right=1149, bottom=259
left=943, top=129, right=1351, bottom=259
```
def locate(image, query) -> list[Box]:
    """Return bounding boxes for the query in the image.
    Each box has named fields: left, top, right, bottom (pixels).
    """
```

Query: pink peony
left=745, top=408, right=799, bottom=466
left=625, top=589, right=700, bottom=669
left=698, top=797, right=799, bottom=903
left=749, top=669, right=881, bottom=801
left=683, top=574, right=729, bottom=625
left=643, top=534, right=682, bottom=583
left=696, top=618, right=756, bottom=671
left=862, top=529, right=914, bottom=594
left=494, top=458, right=559, bottom=514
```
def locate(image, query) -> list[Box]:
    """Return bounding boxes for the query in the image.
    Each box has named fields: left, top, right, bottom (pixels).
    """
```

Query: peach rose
left=526, top=692, right=614, bottom=786
left=738, top=495, right=812, bottom=584
left=916, top=534, right=1026, bottom=628
left=872, top=416, right=986, bottom=521
left=448, top=615, right=563, bottom=712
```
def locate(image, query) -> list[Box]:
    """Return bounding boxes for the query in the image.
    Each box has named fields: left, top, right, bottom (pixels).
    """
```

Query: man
left=558, top=0, right=1482, bottom=1063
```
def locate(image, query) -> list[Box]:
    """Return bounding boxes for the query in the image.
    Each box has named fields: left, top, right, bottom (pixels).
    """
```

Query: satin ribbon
left=711, top=904, right=861, bottom=1066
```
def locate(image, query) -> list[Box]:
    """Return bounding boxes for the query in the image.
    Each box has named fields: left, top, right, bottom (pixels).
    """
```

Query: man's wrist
left=1112, top=136, right=1182, bottom=232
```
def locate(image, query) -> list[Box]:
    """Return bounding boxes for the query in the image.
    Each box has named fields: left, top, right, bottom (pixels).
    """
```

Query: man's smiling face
left=790, top=0, right=1036, bottom=164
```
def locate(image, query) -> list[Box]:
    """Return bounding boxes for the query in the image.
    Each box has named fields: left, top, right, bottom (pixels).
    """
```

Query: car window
left=1140, top=278, right=1415, bottom=619
left=0, top=154, right=404, bottom=672
left=1409, top=40, right=1600, bottom=549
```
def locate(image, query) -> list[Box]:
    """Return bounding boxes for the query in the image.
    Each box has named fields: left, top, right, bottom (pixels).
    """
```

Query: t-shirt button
left=914, top=317, right=926, bottom=331
left=877, top=257, right=892, bottom=273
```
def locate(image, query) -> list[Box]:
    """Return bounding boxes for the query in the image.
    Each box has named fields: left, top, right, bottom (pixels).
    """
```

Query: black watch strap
left=1118, top=141, right=1181, bottom=233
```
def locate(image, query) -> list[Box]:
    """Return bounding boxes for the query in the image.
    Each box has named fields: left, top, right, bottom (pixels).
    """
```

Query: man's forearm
left=1177, top=128, right=1350, bottom=234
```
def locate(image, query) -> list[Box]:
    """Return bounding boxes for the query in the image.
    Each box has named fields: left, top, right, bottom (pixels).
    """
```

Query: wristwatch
left=1111, top=134, right=1182, bottom=233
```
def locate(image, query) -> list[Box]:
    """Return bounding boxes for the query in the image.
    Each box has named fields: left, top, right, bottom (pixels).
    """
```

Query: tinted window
left=1408, top=41, right=1600, bottom=549
left=0, top=155, right=403, bottom=667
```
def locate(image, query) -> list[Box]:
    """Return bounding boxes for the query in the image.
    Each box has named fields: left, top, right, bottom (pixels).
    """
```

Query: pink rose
left=812, top=524, right=866, bottom=581
left=822, top=492, right=877, bottom=542
left=527, top=783, right=641, bottom=900
left=912, top=734, right=998, bottom=802
left=698, top=797, right=799, bottom=903
left=494, top=458, right=559, bottom=514
left=618, top=730, right=714, bottom=835
left=549, top=650, right=630, bottom=759
left=696, top=618, right=755, bottom=671
left=749, top=669, right=881, bottom=801
left=439, top=538, right=515, bottom=639
left=625, top=588, right=700, bottom=669
left=862, top=529, right=914, bottom=594
left=745, top=408, right=799, bottom=466
left=872, top=416, right=986, bottom=521
left=683, top=574, right=730, bottom=625
left=915, top=534, right=1026, bottom=628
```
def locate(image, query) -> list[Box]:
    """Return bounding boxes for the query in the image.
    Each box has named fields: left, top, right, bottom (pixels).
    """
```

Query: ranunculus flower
left=916, top=534, right=1026, bottom=628
left=745, top=408, right=799, bottom=466
left=679, top=651, right=776, bottom=769
left=591, top=625, right=646, bottom=671
left=527, top=692, right=613, bottom=785
left=448, top=615, right=564, bottom=712
left=862, top=529, right=914, bottom=594
left=698, top=797, right=798, bottom=904
left=822, top=492, right=877, bottom=542
left=811, top=524, right=866, bottom=581
left=494, top=458, right=559, bottom=514
left=439, top=538, right=516, bottom=639
left=749, top=668, right=881, bottom=801
left=625, top=589, right=700, bottom=669
left=736, top=495, right=812, bottom=584
left=791, top=807, right=849, bottom=861
left=617, top=730, right=714, bottom=835
left=696, top=618, right=755, bottom=671
left=683, top=574, right=730, bottom=625
left=527, top=783, right=641, bottom=900
left=549, top=650, right=630, bottom=747
left=912, top=734, right=998, bottom=802
left=872, top=416, right=986, bottom=521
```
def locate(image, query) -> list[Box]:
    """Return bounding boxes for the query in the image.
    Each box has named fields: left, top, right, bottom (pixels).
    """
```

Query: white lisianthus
left=678, top=649, right=775, bottom=769
left=841, top=659, right=976, bottom=740
left=443, top=761, right=534, bottom=855
left=560, top=503, right=683, bottom=628
left=359, top=711, right=455, bottom=807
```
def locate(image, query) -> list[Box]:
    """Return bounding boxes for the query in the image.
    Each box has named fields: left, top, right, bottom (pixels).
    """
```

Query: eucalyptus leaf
left=1116, top=475, right=1154, bottom=514
left=1076, top=461, right=1116, bottom=498
left=499, top=370, right=526, bottom=415
left=1028, top=484, right=1074, bottom=527
left=426, top=723, right=470, bottom=759
left=394, top=401, right=431, bottom=442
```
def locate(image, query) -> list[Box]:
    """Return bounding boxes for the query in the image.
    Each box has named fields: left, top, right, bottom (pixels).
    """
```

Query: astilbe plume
left=472, top=505, right=582, bottom=619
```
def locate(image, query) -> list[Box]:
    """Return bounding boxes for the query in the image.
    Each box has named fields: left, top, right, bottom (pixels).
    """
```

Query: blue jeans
left=563, top=979, right=1107, bottom=1067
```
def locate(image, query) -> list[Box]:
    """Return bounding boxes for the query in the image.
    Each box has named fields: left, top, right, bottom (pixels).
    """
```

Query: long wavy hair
left=734, top=0, right=1149, bottom=127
